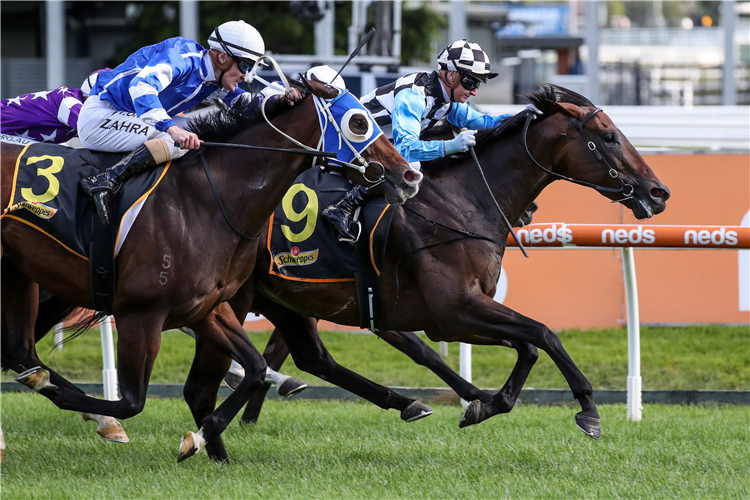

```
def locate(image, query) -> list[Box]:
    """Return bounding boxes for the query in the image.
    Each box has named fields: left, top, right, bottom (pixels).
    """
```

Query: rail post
left=99, top=315, right=119, bottom=401
left=459, top=343, right=472, bottom=408
left=54, top=322, right=64, bottom=351
left=621, top=247, right=643, bottom=421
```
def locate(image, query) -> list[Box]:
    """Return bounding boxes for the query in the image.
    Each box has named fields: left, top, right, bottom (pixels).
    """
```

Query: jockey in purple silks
left=0, top=69, right=109, bottom=145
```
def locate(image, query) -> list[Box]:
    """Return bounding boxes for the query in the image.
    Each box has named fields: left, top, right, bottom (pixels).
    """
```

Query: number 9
left=281, top=184, right=318, bottom=243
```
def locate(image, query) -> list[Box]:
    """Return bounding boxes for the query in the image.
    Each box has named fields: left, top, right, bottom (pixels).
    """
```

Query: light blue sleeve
left=391, top=89, right=448, bottom=162
left=128, top=48, right=185, bottom=131
left=446, top=102, right=512, bottom=131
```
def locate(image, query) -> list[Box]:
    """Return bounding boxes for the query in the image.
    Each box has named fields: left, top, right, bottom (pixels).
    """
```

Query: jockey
left=323, top=40, right=541, bottom=242
left=78, top=20, right=298, bottom=225
left=0, top=69, right=108, bottom=144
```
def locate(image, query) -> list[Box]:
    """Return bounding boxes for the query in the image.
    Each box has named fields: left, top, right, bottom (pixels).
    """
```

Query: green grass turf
left=1, top=394, right=747, bottom=499
left=5, top=325, right=748, bottom=390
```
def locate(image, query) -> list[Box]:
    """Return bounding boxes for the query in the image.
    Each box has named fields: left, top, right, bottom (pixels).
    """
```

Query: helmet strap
left=217, top=71, right=227, bottom=89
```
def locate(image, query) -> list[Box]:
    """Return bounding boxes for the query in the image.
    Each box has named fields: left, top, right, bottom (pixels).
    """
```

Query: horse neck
left=198, top=99, right=321, bottom=236
left=417, top=124, right=555, bottom=239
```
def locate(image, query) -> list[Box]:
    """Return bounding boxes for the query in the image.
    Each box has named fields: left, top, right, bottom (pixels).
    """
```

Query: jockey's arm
left=446, top=102, right=512, bottom=131
left=391, top=90, right=447, bottom=162
left=128, top=54, right=201, bottom=150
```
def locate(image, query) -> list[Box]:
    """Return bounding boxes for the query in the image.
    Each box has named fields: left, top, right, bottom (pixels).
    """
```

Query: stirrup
left=337, top=220, right=362, bottom=244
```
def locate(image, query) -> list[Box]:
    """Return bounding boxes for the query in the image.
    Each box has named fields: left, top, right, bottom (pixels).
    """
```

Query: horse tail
left=37, top=289, right=106, bottom=350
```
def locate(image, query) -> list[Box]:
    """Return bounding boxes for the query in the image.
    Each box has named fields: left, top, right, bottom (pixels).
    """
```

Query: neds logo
left=516, top=224, right=573, bottom=245
left=601, top=227, right=656, bottom=245
left=684, top=228, right=738, bottom=246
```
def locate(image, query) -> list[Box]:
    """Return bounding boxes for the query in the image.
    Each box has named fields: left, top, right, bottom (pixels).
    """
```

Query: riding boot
left=322, top=186, right=373, bottom=243
left=80, top=140, right=169, bottom=225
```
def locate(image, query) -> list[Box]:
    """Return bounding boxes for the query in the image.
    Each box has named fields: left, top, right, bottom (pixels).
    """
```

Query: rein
left=522, top=108, right=635, bottom=203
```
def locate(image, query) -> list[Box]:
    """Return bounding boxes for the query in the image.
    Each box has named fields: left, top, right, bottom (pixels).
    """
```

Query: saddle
left=2, top=143, right=171, bottom=312
left=268, top=168, right=394, bottom=330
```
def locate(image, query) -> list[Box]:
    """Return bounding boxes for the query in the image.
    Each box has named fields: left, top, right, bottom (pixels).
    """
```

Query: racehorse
left=180, top=84, right=670, bottom=453
left=1, top=77, right=422, bottom=463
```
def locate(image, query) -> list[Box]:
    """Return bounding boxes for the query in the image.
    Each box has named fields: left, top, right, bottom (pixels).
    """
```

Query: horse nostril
left=404, top=169, right=423, bottom=185
left=650, top=186, right=670, bottom=202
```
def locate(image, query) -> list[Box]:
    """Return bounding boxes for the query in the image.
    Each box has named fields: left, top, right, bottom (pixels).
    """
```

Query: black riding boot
left=322, top=186, right=373, bottom=243
left=80, top=143, right=159, bottom=225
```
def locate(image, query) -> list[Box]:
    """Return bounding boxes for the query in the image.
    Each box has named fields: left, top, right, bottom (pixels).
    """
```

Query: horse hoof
left=401, top=401, right=433, bottom=422
left=97, top=423, right=130, bottom=444
left=277, top=377, right=307, bottom=398
left=575, top=412, right=601, bottom=440
left=15, top=367, right=55, bottom=392
left=459, top=400, right=483, bottom=429
left=178, top=431, right=206, bottom=463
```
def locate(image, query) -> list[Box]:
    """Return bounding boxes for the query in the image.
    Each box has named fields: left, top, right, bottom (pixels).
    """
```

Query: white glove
left=443, top=129, right=477, bottom=155
left=522, top=103, right=543, bottom=119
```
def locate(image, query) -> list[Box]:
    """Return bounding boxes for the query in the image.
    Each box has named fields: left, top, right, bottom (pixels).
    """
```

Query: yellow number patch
left=21, top=155, right=64, bottom=203
left=281, top=184, right=318, bottom=243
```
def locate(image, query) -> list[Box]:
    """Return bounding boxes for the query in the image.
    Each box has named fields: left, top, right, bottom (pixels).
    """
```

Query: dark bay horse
left=1, top=78, right=421, bottom=462
left=185, top=84, right=669, bottom=450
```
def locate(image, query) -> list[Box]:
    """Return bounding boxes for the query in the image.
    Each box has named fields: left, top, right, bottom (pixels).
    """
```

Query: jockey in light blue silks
left=322, top=40, right=540, bottom=242
left=77, top=20, right=301, bottom=225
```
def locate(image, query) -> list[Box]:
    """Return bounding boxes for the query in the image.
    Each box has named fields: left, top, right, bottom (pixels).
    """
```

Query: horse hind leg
left=378, top=330, right=493, bottom=404
left=459, top=340, right=538, bottom=428
left=240, top=327, right=292, bottom=426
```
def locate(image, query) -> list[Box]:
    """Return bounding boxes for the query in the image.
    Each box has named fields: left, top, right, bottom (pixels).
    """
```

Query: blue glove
left=443, top=129, right=477, bottom=155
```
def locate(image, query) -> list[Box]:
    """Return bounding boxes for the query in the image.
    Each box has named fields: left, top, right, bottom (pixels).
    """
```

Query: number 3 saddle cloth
left=268, top=167, right=394, bottom=282
left=2, top=143, right=169, bottom=260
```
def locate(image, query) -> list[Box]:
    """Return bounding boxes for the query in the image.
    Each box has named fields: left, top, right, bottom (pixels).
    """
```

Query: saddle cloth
left=268, top=168, right=393, bottom=282
left=1, top=143, right=170, bottom=260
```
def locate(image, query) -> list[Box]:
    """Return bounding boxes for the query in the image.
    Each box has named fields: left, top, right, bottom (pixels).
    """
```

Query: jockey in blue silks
left=77, top=20, right=301, bottom=226
left=323, top=40, right=541, bottom=242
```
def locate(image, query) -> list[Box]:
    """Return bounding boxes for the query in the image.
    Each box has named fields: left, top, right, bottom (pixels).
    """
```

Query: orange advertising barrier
left=509, top=224, right=750, bottom=248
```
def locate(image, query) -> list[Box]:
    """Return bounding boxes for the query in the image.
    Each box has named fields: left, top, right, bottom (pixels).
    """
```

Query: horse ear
left=302, top=76, right=339, bottom=100
left=545, top=100, right=585, bottom=120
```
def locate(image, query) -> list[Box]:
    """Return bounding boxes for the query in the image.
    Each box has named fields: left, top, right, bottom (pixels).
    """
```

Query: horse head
left=302, top=77, right=422, bottom=205
left=525, top=84, right=670, bottom=219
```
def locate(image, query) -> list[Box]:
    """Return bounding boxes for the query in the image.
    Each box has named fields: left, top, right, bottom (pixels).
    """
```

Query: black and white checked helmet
left=436, top=40, right=498, bottom=82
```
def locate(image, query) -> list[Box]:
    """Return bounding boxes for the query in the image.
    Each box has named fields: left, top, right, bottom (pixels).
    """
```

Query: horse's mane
left=419, top=84, right=594, bottom=172
left=187, top=78, right=308, bottom=142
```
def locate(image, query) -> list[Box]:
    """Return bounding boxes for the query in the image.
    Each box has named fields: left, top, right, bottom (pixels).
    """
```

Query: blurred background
left=2, top=1, right=748, bottom=107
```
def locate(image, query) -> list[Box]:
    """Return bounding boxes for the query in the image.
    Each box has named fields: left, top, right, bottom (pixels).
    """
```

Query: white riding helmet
left=305, top=65, right=345, bottom=89
left=208, top=20, right=265, bottom=63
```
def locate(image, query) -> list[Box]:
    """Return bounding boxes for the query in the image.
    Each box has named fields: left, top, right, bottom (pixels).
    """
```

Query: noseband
left=522, top=107, right=635, bottom=203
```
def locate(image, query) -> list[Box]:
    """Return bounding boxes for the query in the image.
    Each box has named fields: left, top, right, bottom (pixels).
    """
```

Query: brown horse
left=0, top=77, right=421, bottom=462
left=182, top=84, right=669, bottom=454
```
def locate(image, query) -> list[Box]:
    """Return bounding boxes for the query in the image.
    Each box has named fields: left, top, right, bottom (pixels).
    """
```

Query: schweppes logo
left=5, top=200, right=58, bottom=219
left=274, top=247, right=319, bottom=268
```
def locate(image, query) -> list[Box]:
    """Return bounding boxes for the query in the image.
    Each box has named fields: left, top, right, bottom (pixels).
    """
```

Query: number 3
left=21, top=155, right=64, bottom=203
left=281, top=184, right=318, bottom=243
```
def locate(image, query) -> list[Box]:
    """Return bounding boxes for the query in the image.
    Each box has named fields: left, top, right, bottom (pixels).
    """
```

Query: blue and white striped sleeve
left=446, top=103, right=512, bottom=131
left=128, top=51, right=183, bottom=132
left=391, top=90, right=446, bottom=162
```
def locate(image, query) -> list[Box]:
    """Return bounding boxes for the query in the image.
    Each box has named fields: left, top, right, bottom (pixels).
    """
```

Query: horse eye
left=603, top=132, right=616, bottom=143
left=348, top=114, right=368, bottom=134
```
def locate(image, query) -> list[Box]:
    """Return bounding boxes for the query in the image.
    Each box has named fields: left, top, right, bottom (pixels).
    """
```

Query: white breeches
left=78, top=95, right=186, bottom=158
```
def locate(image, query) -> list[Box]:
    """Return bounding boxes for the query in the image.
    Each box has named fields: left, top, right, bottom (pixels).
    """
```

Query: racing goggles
left=233, top=57, right=254, bottom=74
left=459, top=74, right=482, bottom=91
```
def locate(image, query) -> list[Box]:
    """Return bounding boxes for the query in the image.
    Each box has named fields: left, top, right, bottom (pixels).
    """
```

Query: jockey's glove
left=522, top=104, right=543, bottom=119
left=444, top=129, right=477, bottom=155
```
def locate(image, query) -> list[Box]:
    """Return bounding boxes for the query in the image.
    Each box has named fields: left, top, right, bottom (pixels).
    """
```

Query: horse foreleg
left=255, top=297, right=433, bottom=422
left=428, top=291, right=599, bottom=438
left=183, top=337, right=233, bottom=463
left=240, top=327, right=295, bottom=425
left=179, top=303, right=267, bottom=463
left=377, top=330, right=494, bottom=404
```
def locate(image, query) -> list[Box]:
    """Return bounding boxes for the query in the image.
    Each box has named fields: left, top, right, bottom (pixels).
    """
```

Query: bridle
left=248, top=56, right=386, bottom=187
left=522, top=107, right=635, bottom=203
